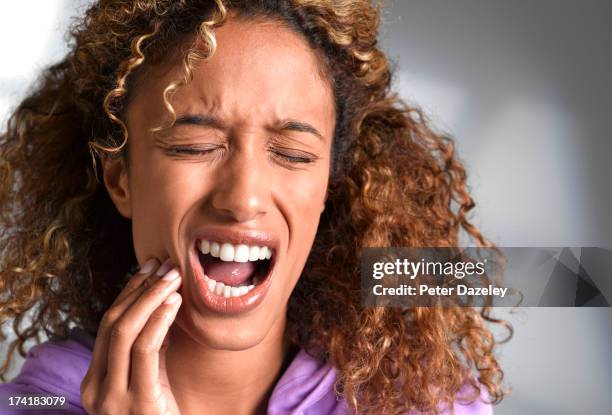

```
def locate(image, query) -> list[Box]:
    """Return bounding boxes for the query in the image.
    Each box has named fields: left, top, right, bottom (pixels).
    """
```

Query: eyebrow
left=279, top=120, right=326, bottom=142
left=175, top=114, right=224, bottom=129
left=174, top=114, right=325, bottom=142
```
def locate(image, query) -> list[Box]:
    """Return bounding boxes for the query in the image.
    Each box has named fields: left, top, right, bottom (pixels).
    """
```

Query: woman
left=0, top=0, right=508, bottom=414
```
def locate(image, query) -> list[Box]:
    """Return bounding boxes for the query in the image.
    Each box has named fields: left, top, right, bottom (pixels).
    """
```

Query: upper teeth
left=198, top=240, right=272, bottom=262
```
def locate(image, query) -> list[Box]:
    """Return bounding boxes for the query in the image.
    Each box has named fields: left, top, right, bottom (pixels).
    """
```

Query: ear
left=102, top=155, right=132, bottom=219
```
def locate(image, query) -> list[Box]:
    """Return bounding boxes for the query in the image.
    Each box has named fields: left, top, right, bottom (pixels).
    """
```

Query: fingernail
left=139, top=258, right=158, bottom=275
left=162, top=268, right=181, bottom=281
left=164, top=292, right=181, bottom=305
left=156, top=259, right=174, bottom=277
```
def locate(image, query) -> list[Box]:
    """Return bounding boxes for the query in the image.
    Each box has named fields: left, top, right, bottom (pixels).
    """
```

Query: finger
left=130, top=292, right=182, bottom=399
left=104, top=268, right=182, bottom=392
left=108, top=258, right=176, bottom=325
left=114, top=258, right=172, bottom=305
left=88, top=259, right=171, bottom=385
left=112, top=258, right=160, bottom=304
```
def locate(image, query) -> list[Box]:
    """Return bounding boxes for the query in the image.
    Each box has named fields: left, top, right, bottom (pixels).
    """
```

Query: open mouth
left=196, top=239, right=274, bottom=298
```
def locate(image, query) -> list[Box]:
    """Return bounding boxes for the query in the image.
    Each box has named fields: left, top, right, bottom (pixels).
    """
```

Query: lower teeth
left=204, top=275, right=256, bottom=298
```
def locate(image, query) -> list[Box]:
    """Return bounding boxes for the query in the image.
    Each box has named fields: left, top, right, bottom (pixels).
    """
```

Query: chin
left=174, top=295, right=287, bottom=351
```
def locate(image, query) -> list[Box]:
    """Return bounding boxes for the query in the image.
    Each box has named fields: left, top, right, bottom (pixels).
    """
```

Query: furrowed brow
left=175, top=114, right=225, bottom=129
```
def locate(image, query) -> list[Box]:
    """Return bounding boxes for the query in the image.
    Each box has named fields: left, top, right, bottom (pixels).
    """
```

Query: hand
left=81, top=258, right=183, bottom=414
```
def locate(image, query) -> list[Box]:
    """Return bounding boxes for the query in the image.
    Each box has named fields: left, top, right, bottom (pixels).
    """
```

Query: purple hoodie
left=0, top=331, right=492, bottom=414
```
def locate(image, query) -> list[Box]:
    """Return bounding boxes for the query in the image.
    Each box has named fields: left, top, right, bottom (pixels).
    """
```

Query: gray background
left=1, top=1, right=611, bottom=414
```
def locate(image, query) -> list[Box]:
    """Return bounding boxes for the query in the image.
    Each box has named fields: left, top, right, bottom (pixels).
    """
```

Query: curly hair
left=0, top=0, right=511, bottom=413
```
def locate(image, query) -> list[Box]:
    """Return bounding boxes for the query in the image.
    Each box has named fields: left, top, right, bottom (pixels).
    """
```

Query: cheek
left=280, top=165, right=329, bottom=256
left=129, top=161, right=205, bottom=260
left=286, top=167, right=327, bottom=213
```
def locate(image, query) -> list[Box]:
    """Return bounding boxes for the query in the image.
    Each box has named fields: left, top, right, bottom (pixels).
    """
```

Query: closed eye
left=165, top=146, right=217, bottom=156
left=269, top=148, right=318, bottom=166
left=156, top=142, right=227, bottom=159
left=158, top=144, right=317, bottom=166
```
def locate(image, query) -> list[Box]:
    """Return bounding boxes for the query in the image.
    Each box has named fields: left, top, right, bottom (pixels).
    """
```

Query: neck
left=165, top=317, right=292, bottom=415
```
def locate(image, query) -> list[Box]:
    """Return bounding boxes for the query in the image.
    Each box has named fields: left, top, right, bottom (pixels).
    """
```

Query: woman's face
left=104, top=17, right=335, bottom=350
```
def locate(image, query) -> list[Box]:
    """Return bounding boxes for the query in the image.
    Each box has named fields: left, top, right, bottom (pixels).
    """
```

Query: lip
left=188, top=227, right=279, bottom=315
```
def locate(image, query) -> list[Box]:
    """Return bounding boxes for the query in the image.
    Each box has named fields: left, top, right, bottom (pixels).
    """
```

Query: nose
left=210, top=144, right=269, bottom=223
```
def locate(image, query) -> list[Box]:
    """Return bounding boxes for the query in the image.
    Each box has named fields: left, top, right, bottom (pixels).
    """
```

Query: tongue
left=203, top=257, right=256, bottom=286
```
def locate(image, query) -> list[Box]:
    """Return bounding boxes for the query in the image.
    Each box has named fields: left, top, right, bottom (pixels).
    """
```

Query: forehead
left=128, top=17, right=335, bottom=138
